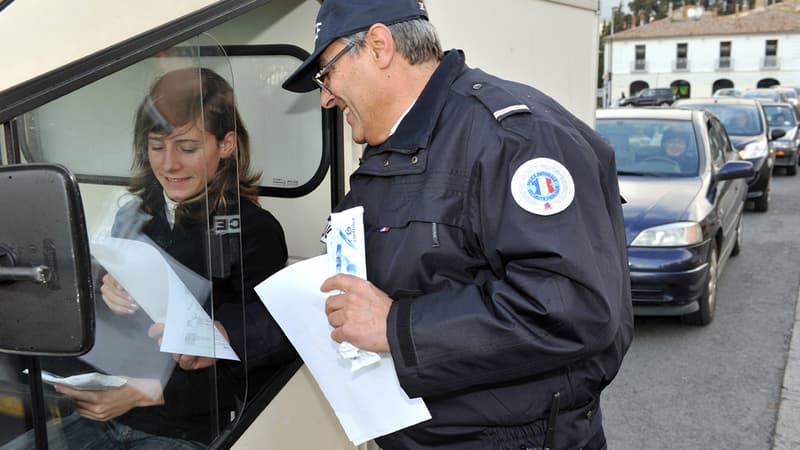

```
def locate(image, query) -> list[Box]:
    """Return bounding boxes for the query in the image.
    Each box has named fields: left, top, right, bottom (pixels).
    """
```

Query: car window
left=678, top=103, right=763, bottom=136
left=764, top=105, right=797, bottom=128
left=597, top=119, right=699, bottom=177
left=706, top=118, right=728, bottom=169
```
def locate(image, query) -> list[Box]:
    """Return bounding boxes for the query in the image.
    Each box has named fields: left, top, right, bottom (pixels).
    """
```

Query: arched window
left=757, top=78, right=779, bottom=88
left=671, top=80, right=691, bottom=99
left=712, top=79, right=734, bottom=93
left=630, top=80, right=649, bottom=97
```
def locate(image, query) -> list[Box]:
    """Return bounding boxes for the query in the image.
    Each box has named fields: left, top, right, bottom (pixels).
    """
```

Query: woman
left=29, top=67, right=292, bottom=449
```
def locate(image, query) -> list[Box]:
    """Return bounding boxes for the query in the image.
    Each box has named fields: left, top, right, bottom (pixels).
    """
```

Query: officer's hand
left=322, top=274, right=392, bottom=353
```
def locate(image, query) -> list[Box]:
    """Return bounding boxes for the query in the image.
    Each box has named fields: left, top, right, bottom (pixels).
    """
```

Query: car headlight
left=739, top=140, right=768, bottom=159
left=772, top=140, right=793, bottom=150
left=631, top=222, right=703, bottom=247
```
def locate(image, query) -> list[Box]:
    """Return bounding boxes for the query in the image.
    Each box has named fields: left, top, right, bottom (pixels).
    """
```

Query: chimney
left=743, top=0, right=749, bottom=11
left=712, top=6, right=718, bottom=16
left=639, top=13, right=646, bottom=25
left=631, top=15, right=637, bottom=27
left=668, top=2, right=673, bottom=17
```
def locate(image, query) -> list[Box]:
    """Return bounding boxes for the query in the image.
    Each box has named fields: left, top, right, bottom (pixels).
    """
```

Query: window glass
left=0, top=34, right=297, bottom=449
left=764, top=105, right=797, bottom=128
left=597, top=119, right=699, bottom=176
left=681, top=104, right=763, bottom=136
left=706, top=119, right=726, bottom=169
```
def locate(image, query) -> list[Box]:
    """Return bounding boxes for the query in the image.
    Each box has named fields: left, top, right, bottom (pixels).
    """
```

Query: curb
left=773, top=286, right=800, bottom=449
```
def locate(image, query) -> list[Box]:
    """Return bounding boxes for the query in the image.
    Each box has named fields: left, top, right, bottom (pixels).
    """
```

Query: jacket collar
left=367, top=50, right=466, bottom=156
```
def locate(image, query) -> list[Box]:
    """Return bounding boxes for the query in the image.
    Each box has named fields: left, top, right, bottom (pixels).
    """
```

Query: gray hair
left=343, top=18, right=442, bottom=65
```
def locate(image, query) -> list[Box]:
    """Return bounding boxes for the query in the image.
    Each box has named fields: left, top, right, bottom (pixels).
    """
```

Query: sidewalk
left=773, top=287, right=800, bottom=449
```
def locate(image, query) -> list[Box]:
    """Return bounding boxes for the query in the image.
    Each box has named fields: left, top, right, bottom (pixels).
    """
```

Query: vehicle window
left=680, top=104, right=763, bottom=136
left=763, top=105, right=797, bottom=128
left=597, top=119, right=699, bottom=176
left=0, top=35, right=305, bottom=448
left=706, top=118, right=727, bottom=169
left=742, top=90, right=778, bottom=101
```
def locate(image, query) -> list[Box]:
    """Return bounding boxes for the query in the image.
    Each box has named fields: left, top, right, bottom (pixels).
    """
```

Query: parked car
left=713, top=88, right=743, bottom=98
left=619, top=88, right=677, bottom=107
left=596, top=108, right=753, bottom=325
left=674, top=97, right=785, bottom=212
left=762, top=102, right=800, bottom=175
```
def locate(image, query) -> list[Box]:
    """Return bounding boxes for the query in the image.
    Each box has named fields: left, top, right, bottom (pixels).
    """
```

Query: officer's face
left=318, top=40, right=384, bottom=145
left=147, top=121, right=234, bottom=201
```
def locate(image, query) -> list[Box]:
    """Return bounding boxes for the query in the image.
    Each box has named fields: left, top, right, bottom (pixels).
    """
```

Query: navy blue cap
left=282, top=0, right=429, bottom=93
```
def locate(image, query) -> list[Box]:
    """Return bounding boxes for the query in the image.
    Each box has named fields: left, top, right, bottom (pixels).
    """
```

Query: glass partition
left=0, top=34, right=297, bottom=449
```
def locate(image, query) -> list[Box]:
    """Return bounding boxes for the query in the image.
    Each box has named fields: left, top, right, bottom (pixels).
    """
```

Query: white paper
left=24, top=370, right=127, bottom=390
left=90, top=237, right=239, bottom=361
left=255, top=255, right=431, bottom=445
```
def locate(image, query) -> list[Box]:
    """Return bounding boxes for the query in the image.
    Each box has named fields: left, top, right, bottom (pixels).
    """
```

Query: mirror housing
left=0, top=164, right=94, bottom=356
left=770, top=128, right=787, bottom=141
left=716, top=160, right=754, bottom=181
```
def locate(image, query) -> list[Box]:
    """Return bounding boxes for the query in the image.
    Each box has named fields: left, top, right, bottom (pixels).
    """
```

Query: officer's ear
left=365, top=23, right=394, bottom=69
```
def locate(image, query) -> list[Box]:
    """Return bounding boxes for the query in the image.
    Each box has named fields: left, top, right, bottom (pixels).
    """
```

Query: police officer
left=282, top=1, right=633, bottom=449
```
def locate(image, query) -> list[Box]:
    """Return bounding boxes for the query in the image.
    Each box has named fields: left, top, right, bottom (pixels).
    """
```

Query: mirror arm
left=0, top=266, right=51, bottom=284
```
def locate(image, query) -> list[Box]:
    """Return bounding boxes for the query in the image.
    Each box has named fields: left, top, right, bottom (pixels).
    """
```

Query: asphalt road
left=602, top=166, right=800, bottom=450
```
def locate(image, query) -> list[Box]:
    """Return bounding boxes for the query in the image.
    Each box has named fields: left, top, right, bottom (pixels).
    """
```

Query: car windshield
left=742, top=91, right=780, bottom=101
left=764, top=105, right=797, bottom=128
left=596, top=119, right=700, bottom=177
left=679, top=103, right=763, bottom=136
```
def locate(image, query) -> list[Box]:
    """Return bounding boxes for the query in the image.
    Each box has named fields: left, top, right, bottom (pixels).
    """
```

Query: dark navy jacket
left=335, top=51, right=633, bottom=449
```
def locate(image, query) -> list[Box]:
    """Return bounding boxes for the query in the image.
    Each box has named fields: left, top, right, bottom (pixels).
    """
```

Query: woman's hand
left=54, top=378, right=164, bottom=422
left=100, top=273, right=139, bottom=314
left=148, top=321, right=230, bottom=370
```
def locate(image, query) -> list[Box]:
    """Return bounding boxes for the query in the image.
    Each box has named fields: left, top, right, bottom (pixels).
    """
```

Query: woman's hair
left=343, top=18, right=443, bottom=65
left=129, top=67, right=261, bottom=220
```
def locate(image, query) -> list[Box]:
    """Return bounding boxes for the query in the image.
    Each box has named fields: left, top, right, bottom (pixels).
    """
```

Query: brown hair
left=129, top=67, right=260, bottom=220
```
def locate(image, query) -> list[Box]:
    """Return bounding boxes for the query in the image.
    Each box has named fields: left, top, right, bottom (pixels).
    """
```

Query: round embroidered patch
left=510, top=158, right=575, bottom=216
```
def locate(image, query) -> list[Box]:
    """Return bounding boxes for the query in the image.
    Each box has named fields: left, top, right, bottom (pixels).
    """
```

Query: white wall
left=605, top=32, right=800, bottom=100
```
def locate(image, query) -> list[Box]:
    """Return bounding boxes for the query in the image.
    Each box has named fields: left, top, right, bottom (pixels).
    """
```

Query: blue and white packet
left=326, top=206, right=381, bottom=372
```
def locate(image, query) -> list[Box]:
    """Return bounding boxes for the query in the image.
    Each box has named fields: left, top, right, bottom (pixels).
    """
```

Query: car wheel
left=731, top=217, right=743, bottom=256
left=682, top=243, right=718, bottom=326
left=788, top=164, right=797, bottom=176
left=753, top=176, right=770, bottom=212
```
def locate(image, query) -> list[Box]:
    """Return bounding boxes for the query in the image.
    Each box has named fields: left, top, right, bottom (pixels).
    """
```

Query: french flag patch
left=379, top=226, right=390, bottom=233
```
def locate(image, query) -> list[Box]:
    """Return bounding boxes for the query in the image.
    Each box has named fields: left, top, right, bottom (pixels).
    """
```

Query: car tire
left=753, top=177, right=770, bottom=212
left=731, top=217, right=743, bottom=257
left=682, top=243, right=718, bottom=326
left=789, top=158, right=798, bottom=176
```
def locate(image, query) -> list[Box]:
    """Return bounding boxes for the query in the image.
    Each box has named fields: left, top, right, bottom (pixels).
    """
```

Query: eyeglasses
left=313, top=41, right=355, bottom=94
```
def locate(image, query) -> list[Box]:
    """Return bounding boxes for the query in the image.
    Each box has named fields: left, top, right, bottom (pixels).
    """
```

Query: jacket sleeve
left=387, top=116, right=631, bottom=398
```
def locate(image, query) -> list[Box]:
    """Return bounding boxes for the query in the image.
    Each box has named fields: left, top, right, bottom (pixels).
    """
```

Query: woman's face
left=147, top=121, right=234, bottom=201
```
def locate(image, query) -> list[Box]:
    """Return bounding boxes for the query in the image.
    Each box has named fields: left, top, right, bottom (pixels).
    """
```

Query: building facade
left=604, top=0, right=800, bottom=105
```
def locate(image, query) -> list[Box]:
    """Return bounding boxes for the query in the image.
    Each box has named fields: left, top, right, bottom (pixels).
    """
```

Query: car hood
left=620, top=177, right=703, bottom=244
left=729, top=135, right=761, bottom=150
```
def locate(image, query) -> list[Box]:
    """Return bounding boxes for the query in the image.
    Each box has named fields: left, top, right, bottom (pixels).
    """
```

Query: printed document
left=90, top=237, right=239, bottom=361
left=255, top=255, right=431, bottom=446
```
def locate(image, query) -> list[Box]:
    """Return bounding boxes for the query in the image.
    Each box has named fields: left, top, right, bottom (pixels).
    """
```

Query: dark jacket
left=335, top=50, right=633, bottom=450
left=83, top=189, right=291, bottom=443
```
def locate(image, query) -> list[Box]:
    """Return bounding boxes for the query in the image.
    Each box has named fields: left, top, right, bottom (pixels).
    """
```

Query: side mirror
left=0, top=164, right=94, bottom=356
left=716, top=160, right=755, bottom=181
left=770, top=128, right=786, bottom=141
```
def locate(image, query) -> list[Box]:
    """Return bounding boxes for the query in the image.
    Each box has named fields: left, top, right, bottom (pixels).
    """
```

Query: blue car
left=596, top=108, right=753, bottom=325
